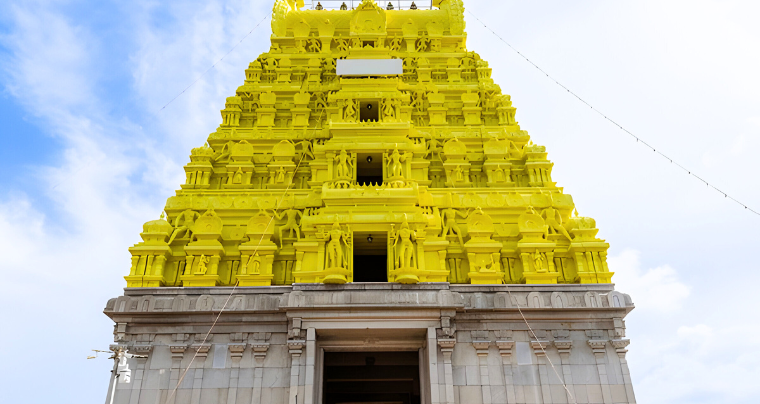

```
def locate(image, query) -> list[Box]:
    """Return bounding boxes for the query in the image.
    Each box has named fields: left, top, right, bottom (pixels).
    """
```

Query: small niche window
left=356, top=153, right=383, bottom=185
left=360, top=101, right=379, bottom=122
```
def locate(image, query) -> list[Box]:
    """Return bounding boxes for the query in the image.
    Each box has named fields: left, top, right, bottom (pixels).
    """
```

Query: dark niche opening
left=323, top=351, right=421, bottom=404
left=356, top=152, right=383, bottom=186
left=360, top=100, right=379, bottom=122
left=353, top=232, right=387, bottom=282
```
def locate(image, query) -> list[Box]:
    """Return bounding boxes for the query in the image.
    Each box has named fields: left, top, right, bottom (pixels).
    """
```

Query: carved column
left=167, top=345, right=187, bottom=404
left=189, top=343, right=211, bottom=404
left=588, top=340, right=613, bottom=404
left=128, top=345, right=151, bottom=404
left=226, top=343, right=247, bottom=404
left=288, top=340, right=306, bottom=404
left=426, top=328, right=441, bottom=404
left=612, top=339, right=637, bottom=404
left=438, top=338, right=456, bottom=404
left=555, top=340, right=577, bottom=403
left=304, top=328, right=317, bottom=404
left=496, top=340, right=517, bottom=404
left=251, top=336, right=271, bottom=404
left=531, top=340, right=552, bottom=403
left=472, top=339, right=492, bottom=404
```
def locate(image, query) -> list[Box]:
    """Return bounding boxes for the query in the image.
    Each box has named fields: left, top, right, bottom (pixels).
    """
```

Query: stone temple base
left=104, top=283, right=636, bottom=404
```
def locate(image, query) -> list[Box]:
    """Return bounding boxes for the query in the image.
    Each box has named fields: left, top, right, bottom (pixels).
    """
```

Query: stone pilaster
left=288, top=340, right=305, bottom=404
left=251, top=338, right=270, bottom=404
left=554, top=340, right=577, bottom=403
left=531, top=340, right=551, bottom=403
left=226, top=343, right=247, bottom=404
left=613, top=339, right=637, bottom=404
left=588, top=339, right=613, bottom=404
left=189, top=343, right=211, bottom=404
left=128, top=345, right=151, bottom=404
left=472, top=339, right=492, bottom=404
left=495, top=340, right=517, bottom=404
left=167, top=345, right=187, bottom=404
left=427, top=328, right=441, bottom=404
left=437, top=338, right=456, bottom=404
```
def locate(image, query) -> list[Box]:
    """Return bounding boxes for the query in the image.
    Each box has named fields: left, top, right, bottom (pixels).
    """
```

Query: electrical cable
left=158, top=15, right=269, bottom=113
left=467, top=10, right=760, bottom=217
left=164, top=108, right=324, bottom=403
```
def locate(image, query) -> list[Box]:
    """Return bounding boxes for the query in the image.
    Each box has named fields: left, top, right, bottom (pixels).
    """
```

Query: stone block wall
left=104, top=284, right=636, bottom=404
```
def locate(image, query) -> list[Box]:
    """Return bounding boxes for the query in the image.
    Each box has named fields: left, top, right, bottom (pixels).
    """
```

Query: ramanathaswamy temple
left=103, top=1, right=638, bottom=403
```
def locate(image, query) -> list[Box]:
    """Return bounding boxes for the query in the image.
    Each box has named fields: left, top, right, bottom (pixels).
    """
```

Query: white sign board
left=336, top=59, right=403, bottom=76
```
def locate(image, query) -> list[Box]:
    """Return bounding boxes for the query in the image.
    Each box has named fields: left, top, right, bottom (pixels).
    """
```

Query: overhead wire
left=467, top=10, right=760, bottom=217
left=158, top=15, right=269, bottom=113
left=164, top=108, right=324, bottom=402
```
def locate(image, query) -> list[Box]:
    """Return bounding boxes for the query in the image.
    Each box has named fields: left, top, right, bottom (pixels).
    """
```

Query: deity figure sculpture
left=195, top=255, right=210, bottom=275
left=424, top=137, right=443, bottom=162
left=326, top=221, right=350, bottom=269
left=334, top=149, right=353, bottom=179
left=441, top=208, right=471, bottom=245
left=416, top=37, right=429, bottom=53
left=308, top=36, right=322, bottom=53
left=541, top=206, right=573, bottom=240
left=388, top=148, right=406, bottom=179
left=336, top=38, right=349, bottom=52
left=274, top=208, right=304, bottom=247
left=343, top=99, right=357, bottom=122
left=389, top=36, right=402, bottom=51
left=168, top=209, right=200, bottom=244
left=382, top=98, right=396, bottom=121
left=296, top=140, right=315, bottom=160
left=246, top=253, right=262, bottom=274
left=276, top=166, right=287, bottom=183
left=533, top=252, right=547, bottom=272
left=391, top=220, right=416, bottom=269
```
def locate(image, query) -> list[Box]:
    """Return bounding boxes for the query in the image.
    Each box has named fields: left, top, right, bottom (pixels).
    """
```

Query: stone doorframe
left=289, top=324, right=440, bottom=404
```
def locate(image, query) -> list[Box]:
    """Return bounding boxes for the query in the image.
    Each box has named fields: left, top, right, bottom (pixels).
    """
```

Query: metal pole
left=105, top=348, right=121, bottom=404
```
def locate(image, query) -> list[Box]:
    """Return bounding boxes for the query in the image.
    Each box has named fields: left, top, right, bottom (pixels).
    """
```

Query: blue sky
left=1, top=1, right=759, bottom=403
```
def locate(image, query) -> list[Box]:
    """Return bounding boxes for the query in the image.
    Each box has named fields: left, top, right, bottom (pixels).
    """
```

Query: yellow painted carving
left=125, top=0, right=614, bottom=287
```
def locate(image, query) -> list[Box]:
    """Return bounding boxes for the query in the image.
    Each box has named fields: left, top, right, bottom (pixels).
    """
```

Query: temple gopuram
left=104, top=1, right=637, bottom=403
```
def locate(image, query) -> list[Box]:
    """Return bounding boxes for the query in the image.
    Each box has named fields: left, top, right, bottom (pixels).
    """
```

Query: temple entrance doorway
left=322, top=351, right=422, bottom=404
left=352, top=232, right=388, bottom=282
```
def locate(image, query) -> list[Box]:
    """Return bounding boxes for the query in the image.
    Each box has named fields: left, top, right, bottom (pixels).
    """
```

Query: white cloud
left=609, top=249, right=690, bottom=313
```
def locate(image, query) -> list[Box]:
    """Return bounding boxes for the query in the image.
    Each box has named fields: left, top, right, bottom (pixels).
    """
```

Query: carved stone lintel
left=115, top=323, right=127, bottom=342
left=472, top=340, right=490, bottom=355
left=170, top=345, right=187, bottom=360
left=587, top=339, right=608, bottom=355
left=611, top=339, right=630, bottom=358
left=495, top=340, right=514, bottom=357
left=530, top=341, right=550, bottom=356
left=229, top=344, right=247, bottom=360
left=191, top=343, right=212, bottom=358
left=252, top=343, right=271, bottom=359
left=132, top=344, right=153, bottom=356
left=554, top=340, right=573, bottom=356
left=288, top=339, right=305, bottom=356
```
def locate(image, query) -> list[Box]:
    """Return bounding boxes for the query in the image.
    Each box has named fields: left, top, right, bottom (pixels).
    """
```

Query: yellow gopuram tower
left=125, top=0, right=613, bottom=289
left=105, top=2, right=635, bottom=404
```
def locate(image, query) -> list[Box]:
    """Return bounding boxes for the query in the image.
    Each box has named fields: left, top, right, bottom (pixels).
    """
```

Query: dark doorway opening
left=356, top=152, right=383, bottom=186
left=353, top=232, right=387, bottom=282
left=323, top=351, right=421, bottom=404
left=360, top=101, right=379, bottom=122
